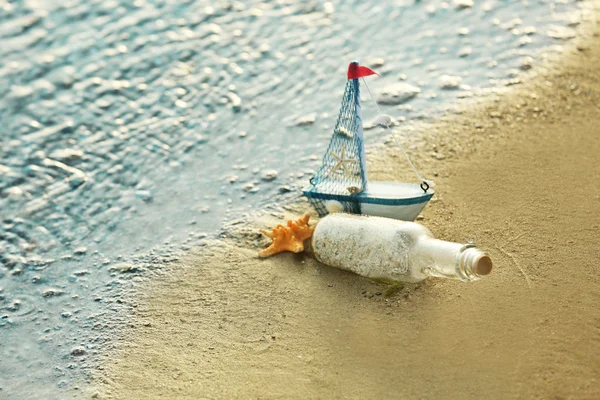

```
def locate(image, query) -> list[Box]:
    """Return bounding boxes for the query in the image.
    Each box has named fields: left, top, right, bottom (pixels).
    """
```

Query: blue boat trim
left=303, top=189, right=433, bottom=206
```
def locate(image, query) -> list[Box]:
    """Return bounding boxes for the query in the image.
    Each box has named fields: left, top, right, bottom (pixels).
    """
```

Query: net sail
left=304, top=76, right=369, bottom=216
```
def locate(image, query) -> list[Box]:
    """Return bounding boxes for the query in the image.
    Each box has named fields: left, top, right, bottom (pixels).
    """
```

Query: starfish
left=329, top=144, right=357, bottom=177
left=258, top=214, right=315, bottom=257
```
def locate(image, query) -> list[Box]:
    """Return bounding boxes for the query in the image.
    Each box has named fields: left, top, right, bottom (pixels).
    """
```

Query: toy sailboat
left=303, top=61, right=434, bottom=221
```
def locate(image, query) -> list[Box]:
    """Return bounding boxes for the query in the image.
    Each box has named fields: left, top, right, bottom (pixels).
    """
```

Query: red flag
left=347, top=62, right=378, bottom=80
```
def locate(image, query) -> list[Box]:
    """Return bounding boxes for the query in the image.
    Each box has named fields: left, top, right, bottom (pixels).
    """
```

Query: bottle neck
left=415, top=237, right=492, bottom=282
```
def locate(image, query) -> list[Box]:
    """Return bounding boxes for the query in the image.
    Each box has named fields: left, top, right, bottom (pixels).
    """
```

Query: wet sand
left=93, top=19, right=600, bottom=400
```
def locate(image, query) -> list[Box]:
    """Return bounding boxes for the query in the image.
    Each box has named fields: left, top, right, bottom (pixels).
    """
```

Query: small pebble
left=74, top=247, right=87, bottom=255
left=108, top=263, right=136, bottom=273
left=367, top=58, right=385, bottom=68
left=453, top=0, right=473, bottom=9
left=261, top=170, right=278, bottom=182
left=520, top=56, right=534, bottom=71
left=378, top=83, right=420, bottom=105
left=49, top=148, right=84, bottom=162
left=518, top=36, right=532, bottom=46
left=546, top=26, right=576, bottom=40
left=457, top=47, right=472, bottom=57
left=457, top=27, right=469, bottom=36
left=135, top=190, right=153, bottom=202
left=439, top=75, right=462, bottom=90
left=294, top=114, right=316, bottom=126
left=71, top=346, right=87, bottom=356
left=42, top=289, right=65, bottom=298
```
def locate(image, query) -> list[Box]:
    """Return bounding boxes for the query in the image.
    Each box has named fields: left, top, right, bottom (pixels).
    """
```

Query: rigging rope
left=361, top=78, right=427, bottom=187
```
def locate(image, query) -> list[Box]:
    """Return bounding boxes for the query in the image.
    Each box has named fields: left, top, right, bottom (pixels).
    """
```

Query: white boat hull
left=356, top=181, right=433, bottom=221
left=304, top=181, right=434, bottom=222
left=360, top=200, right=429, bottom=221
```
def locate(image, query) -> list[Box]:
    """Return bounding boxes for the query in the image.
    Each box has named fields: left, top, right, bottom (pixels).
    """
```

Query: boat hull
left=303, top=181, right=433, bottom=221
left=360, top=200, right=429, bottom=221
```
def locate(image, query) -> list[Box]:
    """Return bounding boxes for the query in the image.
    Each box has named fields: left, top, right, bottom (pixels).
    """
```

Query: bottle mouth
left=474, top=255, right=493, bottom=276
left=458, top=246, right=493, bottom=281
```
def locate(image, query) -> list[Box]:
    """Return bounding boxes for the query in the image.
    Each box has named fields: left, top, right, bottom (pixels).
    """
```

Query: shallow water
left=0, top=0, right=588, bottom=397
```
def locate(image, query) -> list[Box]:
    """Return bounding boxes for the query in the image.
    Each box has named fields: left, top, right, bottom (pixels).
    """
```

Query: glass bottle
left=310, top=213, right=492, bottom=283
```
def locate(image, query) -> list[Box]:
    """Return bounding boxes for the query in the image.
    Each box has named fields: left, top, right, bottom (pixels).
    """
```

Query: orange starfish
left=258, top=214, right=315, bottom=257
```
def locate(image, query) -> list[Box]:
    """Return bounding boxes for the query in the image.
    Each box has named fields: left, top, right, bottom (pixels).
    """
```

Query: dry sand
left=93, top=19, right=600, bottom=400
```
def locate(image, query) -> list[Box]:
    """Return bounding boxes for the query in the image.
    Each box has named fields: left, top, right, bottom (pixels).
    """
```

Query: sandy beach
left=92, top=16, right=600, bottom=400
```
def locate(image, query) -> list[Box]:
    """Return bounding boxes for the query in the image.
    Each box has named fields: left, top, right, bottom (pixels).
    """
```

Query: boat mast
left=351, top=68, right=369, bottom=191
left=347, top=61, right=378, bottom=192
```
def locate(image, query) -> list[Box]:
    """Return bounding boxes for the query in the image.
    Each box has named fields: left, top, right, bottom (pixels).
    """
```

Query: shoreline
left=92, top=11, right=600, bottom=400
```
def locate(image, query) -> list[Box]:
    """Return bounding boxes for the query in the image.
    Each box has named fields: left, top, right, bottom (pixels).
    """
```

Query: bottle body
left=311, top=213, right=492, bottom=283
